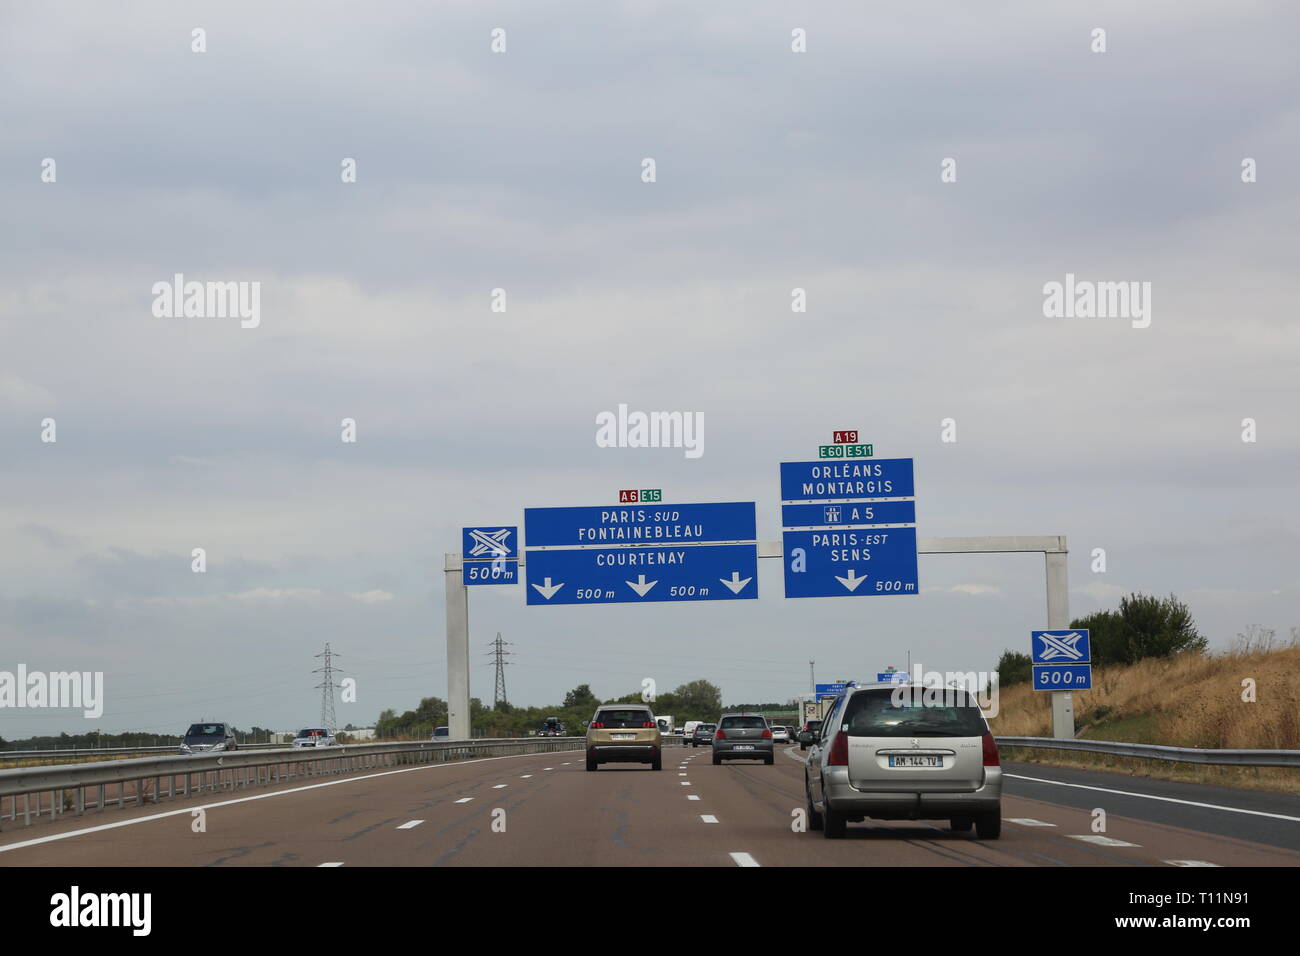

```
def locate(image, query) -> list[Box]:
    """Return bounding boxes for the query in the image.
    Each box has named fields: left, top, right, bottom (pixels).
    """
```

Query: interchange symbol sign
left=1031, top=629, right=1091, bottom=663
left=467, top=528, right=513, bottom=557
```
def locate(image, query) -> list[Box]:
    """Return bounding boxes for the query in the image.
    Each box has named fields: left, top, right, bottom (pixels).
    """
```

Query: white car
left=771, top=725, right=792, bottom=744
left=291, top=728, right=337, bottom=748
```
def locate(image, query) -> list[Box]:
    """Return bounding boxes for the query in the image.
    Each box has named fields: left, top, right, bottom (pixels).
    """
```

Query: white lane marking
left=700, top=814, right=719, bottom=824
left=1069, top=834, right=1140, bottom=847
left=1165, top=860, right=1222, bottom=867
left=455, top=797, right=474, bottom=804
left=1004, top=772, right=1300, bottom=823
left=1008, top=818, right=1057, bottom=827
left=680, top=781, right=691, bottom=786
left=543, top=767, right=554, bottom=771
left=730, top=852, right=760, bottom=867
left=493, top=784, right=507, bottom=789
left=318, top=861, right=345, bottom=867
left=0, top=747, right=585, bottom=855
left=396, top=820, right=424, bottom=830
left=688, top=795, right=701, bottom=801
left=520, top=774, right=533, bottom=778
left=561, top=762, right=570, bottom=765
left=678, top=773, right=687, bottom=776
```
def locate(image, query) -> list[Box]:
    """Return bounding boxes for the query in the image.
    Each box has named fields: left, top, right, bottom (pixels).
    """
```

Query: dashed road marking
left=1005, top=772, right=1300, bottom=823
left=520, top=774, right=533, bottom=778
left=396, top=820, right=424, bottom=830
left=701, top=814, right=719, bottom=823
left=455, top=797, right=474, bottom=804
left=680, top=781, right=691, bottom=786
left=1165, top=860, right=1221, bottom=867
left=688, top=795, right=700, bottom=801
left=1069, top=834, right=1139, bottom=847
left=730, top=852, right=760, bottom=867
left=318, top=862, right=345, bottom=867
left=493, top=784, right=507, bottom=789
left=1008, top=818, right=1056, bottom=827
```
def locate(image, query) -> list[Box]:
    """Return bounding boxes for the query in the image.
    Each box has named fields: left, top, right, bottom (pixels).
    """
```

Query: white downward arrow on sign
left=531, top=577, right=564, bottom=600
left=835, top=569, right=866, bottom=592
left=720, top=571, right=752, bottom=594
left=626, top=574, right=657, bottom=597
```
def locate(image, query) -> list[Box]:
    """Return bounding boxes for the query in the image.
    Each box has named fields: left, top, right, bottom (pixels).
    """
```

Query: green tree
left=995, top=650, right=1033, bottom=687
left=563, top=684, right=598, bottom=710
left=1071, top=592, right=1206, bottom=665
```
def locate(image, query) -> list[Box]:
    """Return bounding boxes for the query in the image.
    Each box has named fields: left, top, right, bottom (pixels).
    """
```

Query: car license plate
left=733, top=744, right=755, bottom=751
left=612, top=733, right=635, bottom=740
left=889, top=755, right=942, bottom=768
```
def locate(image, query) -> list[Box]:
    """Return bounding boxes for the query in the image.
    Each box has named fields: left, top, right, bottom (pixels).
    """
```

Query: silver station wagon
left=804, top=683, right=1002, bottom=839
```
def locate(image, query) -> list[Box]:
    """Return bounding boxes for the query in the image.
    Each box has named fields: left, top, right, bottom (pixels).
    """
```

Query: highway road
left=1, top=744, right=1297, bottom=867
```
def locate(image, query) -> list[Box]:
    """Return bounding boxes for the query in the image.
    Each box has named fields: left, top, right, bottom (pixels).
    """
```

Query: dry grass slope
left=989, top=640, right=1300, bottom=794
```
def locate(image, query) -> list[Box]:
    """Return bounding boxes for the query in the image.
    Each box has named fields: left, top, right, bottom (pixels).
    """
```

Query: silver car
left=804, top=683, right=1002, bottom=839
left=712, top=713, right=774, bottom=765
left=291, top=727, right=337, bottom=749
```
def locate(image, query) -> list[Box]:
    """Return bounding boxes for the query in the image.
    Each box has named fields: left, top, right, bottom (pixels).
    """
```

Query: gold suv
left=585, top=704, right=662, bottom=771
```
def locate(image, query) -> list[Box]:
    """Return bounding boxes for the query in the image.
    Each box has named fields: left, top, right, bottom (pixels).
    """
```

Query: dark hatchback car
left=712, top=714, right=774, bottom=765
left=179, top=722, right=237, bottom=755
left=690, top=723, right=717, bottom=747
left=797, top=720, right=823, bottom=751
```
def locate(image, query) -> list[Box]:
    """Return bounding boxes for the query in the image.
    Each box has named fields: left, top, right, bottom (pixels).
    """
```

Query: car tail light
left=982, top=732, right=1000, bottom=767
left=715, top=729, right=725, bottom=740
left=827, top=732, right=849, bottom=766
left=761, top=728, right=773, bottom=739
left=590, top=722, right=604, bottom=729
left=642, top=721, right=655, bottom=728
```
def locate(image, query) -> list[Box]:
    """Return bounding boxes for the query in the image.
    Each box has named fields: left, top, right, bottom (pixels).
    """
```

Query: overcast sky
left=2, top=2, right=1298, bottom=739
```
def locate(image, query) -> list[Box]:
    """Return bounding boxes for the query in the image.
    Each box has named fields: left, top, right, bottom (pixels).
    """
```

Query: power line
left=313, top=643, right=343, bottom=730
left=486, top=633, right=513, bottom=708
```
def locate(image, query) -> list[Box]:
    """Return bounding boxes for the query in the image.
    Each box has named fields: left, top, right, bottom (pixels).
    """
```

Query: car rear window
left=842, top=688, right=987, bottom=738
left=186, top=724, right=224, bottom=736
left=593, top=709, right=652, bottom=728
left=720, top=716, right=766, bottom=729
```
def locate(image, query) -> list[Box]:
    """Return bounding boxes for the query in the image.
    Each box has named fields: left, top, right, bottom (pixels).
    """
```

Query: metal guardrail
left=996, top=737, right=1300, bottom=768
left=0, top=738, right=584, bottom=830
left=0, top=743, right=285, bottom=760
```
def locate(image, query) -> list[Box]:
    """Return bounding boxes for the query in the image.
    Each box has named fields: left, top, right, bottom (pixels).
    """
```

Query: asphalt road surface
left=2, top=745, right=1297, bottom=867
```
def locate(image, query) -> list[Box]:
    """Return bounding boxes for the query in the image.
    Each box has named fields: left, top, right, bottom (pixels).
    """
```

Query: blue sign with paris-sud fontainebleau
left=524, top=543, right=757, bottom=606
left=523, top=502, right=755, bottom=548
left=461, top=526, right=519, bottom=586
left=815, top=682, right=848, bottom=700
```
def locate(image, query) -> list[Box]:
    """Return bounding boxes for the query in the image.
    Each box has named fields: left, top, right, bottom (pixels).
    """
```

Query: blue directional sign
left=782, top=500, right=916, bottom=528
left=525, top=544, right=757, bottom=606
left=1032, top=663, right=1093, bottom=692
left=783, top=527, right=919, bottom=598
left=876, top=671, right=909, bottom=684
left=815, top=682, right=848, bottom=700
left=1031, top=629, right=1091, bottom=664
left=780, top=459, right=914, bottom=501
left=462, top=526, right=518, bottom=560
left=524, top=502, right=756, bottom=548
left=464, top=560, right=519, bottom=586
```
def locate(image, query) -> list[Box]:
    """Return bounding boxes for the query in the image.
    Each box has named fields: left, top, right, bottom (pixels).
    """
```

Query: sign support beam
left=444, top=556, right=471, bottom=740
left=443, top=534, right=1072, bottom=742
